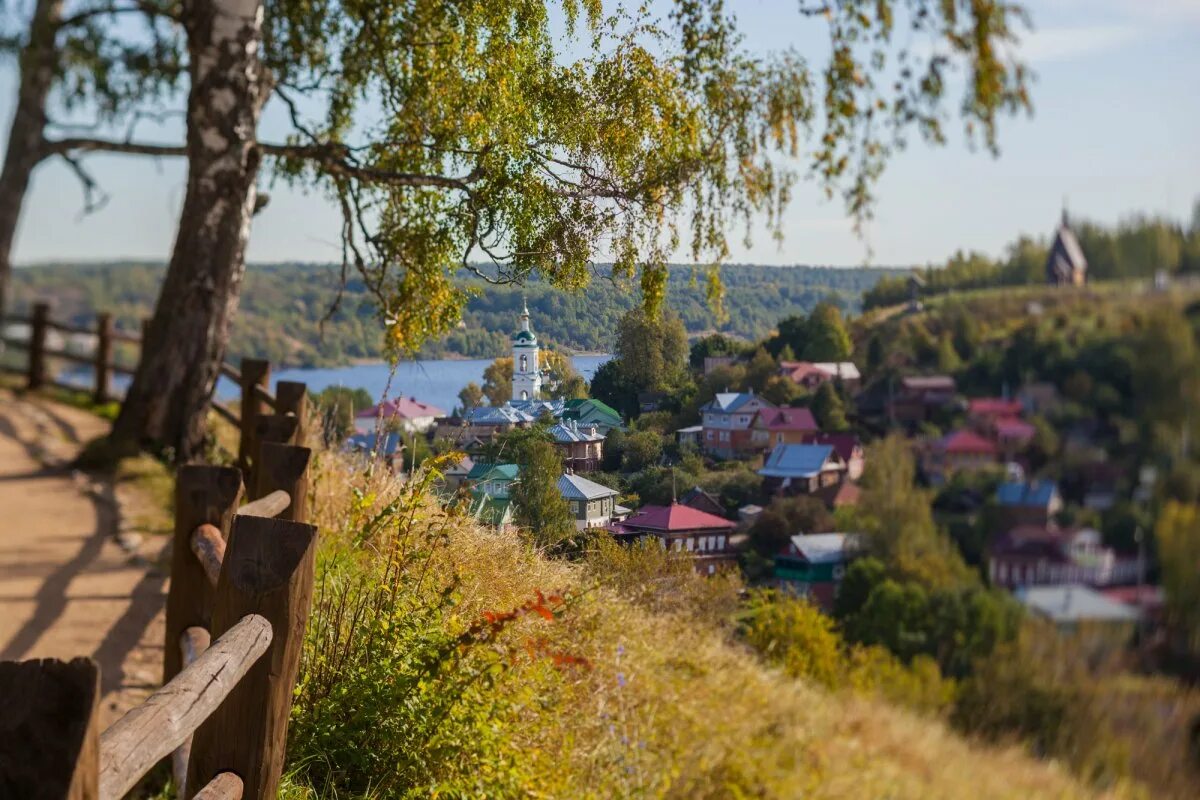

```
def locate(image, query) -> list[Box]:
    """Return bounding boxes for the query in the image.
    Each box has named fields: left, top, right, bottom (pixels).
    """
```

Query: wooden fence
left=0, top=304, right=318, bottom=799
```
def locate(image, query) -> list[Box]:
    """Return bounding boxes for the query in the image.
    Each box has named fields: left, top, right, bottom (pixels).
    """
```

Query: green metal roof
left=466, top=462, right=520, bottom=481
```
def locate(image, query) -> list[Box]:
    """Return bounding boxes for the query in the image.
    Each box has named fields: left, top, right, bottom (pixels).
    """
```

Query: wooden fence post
left=275, top=380, right=308, bottom=445
left=27, top=301, right=49, bottom=390
left=184, top=515, right=317, bottom=800
left=252, top=442, right=311, bottom=521
left=0, top=657, right=100, bottom=800
left=250, top=414, right=298, bottom=495
left=237, top=358, right=270, bottom=475
left=163, top=466, right=243, bottom=685
left=92, top=313, right=112, bottom=405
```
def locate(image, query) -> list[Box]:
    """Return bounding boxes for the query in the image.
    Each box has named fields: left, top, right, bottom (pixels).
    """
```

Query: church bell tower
left=511, top=301, right=542, bottom=402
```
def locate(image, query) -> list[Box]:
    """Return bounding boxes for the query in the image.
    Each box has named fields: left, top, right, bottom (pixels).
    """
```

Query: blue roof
left=465, top=405, right=535, bottom=425
left=758, top=444, right=836, bottom=478
left=701, top=392, right=759, bottom=413
left=996, top=480, right=1058, bottom=508
left=346, top=432, right=403, bottom=455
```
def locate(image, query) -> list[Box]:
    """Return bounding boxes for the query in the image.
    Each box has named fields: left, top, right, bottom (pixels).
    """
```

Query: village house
left=700, top=391, right=775, bottom=458
left=778, top=360, right=862, bottom=393
left=440, top=454, right=475, bottom=492
left=561, top=398, right=623, bottom=435
left=774, top=533, right=864, bottom=611
left=966, top=397, right=1024, bottom=431
left=889, top=375, right=957, bottom=423
left=557, top=472, right=623, bottom=530
left=442, top=404, right=537, bottom=450
left=354, top=396, right=446, bottom=435
left=547, top=420, right=605, bottom=472
left=995, top=479, right=1063, bottom=528
left=801, top=432, right=865, bottom=481
left=993, top=416, right=1037, bottom=457
left=758, top=443, right=846, bottom=496
left=610, top=502, right=739, bottom=574
left=1016, top=585, right=1137, bottom=644
left=750, top=407, right=819, bottom=452
left=345, top=431, right=405, bottom=472
left=924, top=429, right=998, bottom=479
left=987, top=525, right=1138, bottom=590
left=465, top=463, right=520, bottom=528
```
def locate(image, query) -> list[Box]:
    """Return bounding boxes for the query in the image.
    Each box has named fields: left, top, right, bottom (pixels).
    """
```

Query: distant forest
left=7, top=262, right=894, bottom=367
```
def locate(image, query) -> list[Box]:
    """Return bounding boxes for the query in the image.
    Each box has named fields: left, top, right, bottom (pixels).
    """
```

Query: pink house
left=354, top=396, right=446, bottom=434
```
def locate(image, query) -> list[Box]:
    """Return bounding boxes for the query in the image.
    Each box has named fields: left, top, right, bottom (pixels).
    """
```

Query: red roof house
left=611, top=503, right=738, bottom=574
left=925, top=429, right=998, bottom=478
left=354, top=396, right=446, bottom=434
left=968, top=397, right=1024, bottom=421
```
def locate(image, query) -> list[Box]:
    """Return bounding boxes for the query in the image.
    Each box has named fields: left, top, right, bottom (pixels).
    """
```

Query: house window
left=706, top=430, right=714, bottom=440
left=520, top=354, right=528, bottom=372
left=685, top=538, right=694, bottom=551
left=717, top=535, right=726, bottom=550
left=521, top=390, right=528, bottom=400
left=719, top=431, right=729, bottom=442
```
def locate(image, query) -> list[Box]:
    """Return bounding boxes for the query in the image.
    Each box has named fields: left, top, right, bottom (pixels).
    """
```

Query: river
left=65, top=354, right=612, bottom=415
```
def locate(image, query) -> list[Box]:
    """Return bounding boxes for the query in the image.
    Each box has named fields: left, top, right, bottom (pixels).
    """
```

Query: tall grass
left=285, top=448, right=1110, bottom=798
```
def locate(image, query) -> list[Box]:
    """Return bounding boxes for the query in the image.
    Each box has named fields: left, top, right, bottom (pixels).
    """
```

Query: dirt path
left=0, top=389, right=168, bottom=727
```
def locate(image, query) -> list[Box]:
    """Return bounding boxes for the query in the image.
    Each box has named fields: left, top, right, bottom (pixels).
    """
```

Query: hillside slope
left=287, top=451, right=1118, bottom=799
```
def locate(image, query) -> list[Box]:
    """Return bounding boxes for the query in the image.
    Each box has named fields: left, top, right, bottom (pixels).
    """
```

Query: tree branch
left=56, top=1, right=183, bottom=30
left=58, top=152, right=110, bottom=218
left=42, top=136, right=186, bottom=158
left=57, top=1, right=181, bottom=29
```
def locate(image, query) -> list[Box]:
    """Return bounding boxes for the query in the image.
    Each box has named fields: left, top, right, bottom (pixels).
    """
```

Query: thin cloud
left=1016, top=25, right=1141, bottom=63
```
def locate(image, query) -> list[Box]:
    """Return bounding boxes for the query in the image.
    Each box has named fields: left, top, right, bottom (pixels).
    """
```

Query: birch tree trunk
left=110, top=0, right=268, bottom=461
left=0, top=0, right=62, bottom=325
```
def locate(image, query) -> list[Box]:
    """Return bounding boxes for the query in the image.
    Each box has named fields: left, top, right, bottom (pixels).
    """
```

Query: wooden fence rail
left=0, top=325, right=316, bottom=800
left=0, top=304, right=314, bottom=465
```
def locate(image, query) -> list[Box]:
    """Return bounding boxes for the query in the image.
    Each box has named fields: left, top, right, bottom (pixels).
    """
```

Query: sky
left=4, top=0, right=1199, bottom=269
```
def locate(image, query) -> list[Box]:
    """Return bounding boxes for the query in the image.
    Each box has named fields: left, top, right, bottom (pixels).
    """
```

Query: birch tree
left=0, top=0, right=185, bottom=325
left=37, top=0, right=1029, bottom=461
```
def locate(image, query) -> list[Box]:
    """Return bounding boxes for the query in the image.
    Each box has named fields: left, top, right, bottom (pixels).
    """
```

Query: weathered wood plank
left=189, top=524, right=226, bottom=588
left=237, top=489, right=290, bottom=520
left=192, top=772, right=243, bottom=800
left=98, top=615, right=272, bottom=800
left=0, top=656, right=100, bottom=800
left=185, top=515, right=317, bottom=800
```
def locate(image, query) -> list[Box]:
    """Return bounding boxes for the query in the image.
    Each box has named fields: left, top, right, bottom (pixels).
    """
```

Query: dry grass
left=303, top=449, right=1120, bottom=799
